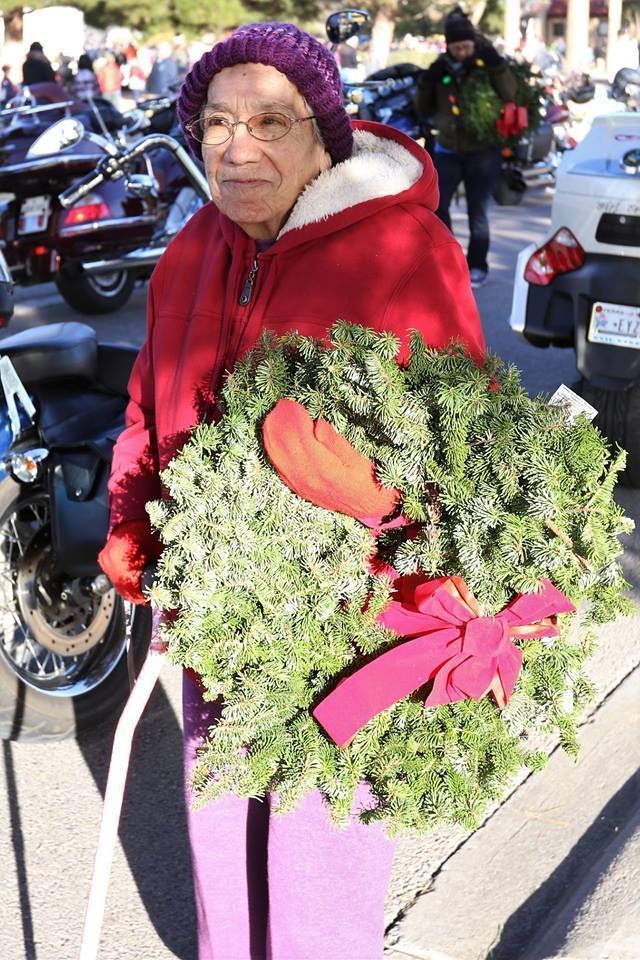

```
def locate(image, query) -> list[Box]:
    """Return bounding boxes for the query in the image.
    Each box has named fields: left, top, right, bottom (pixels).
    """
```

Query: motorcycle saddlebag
left=515, top=122, right=553, bottom=164
left=48, top=439, right=113, bottom=577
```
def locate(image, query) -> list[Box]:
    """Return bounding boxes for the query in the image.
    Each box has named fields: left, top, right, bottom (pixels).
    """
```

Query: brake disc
left=15, top=529, right=115, bottom=656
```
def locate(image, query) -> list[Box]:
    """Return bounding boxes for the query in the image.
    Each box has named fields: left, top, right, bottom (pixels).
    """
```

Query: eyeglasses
left=186, top=111, right=317, bottom=146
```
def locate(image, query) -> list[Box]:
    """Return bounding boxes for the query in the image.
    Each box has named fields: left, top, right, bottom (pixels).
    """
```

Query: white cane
left=79, top=602, right=165, bottom=960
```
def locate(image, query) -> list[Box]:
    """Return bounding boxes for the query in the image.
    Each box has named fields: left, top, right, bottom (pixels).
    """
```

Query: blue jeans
left=433, top=147, right=502, bottom=273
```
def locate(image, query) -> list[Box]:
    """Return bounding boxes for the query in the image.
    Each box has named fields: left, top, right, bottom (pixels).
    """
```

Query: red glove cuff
left=98, top=518, right=162, bottom=605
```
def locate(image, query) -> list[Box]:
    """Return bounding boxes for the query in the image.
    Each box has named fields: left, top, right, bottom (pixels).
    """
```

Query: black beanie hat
left=445, top=13, right=475, bottom=44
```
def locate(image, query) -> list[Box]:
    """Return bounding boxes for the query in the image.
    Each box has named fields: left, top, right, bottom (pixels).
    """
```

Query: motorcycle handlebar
left=58, top=133, right=211, bottom=209
left=58, top=163, right=111, bottom=208
left=2, top=99, right=76, bottom=118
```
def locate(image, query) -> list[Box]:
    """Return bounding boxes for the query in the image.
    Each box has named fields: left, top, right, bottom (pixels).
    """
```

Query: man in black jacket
left=416, top=9, right=516, bottom=287
left=22, top=42, right=56, bottom=86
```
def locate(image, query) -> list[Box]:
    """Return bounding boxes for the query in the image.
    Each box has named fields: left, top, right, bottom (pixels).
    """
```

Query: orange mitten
left=262, top=398, right=399, bottom=526
left=98, top=517, right=162, bottom=604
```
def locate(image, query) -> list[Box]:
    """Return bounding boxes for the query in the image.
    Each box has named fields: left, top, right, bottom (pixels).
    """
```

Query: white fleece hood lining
left=278, top=129, right=424, bottom=238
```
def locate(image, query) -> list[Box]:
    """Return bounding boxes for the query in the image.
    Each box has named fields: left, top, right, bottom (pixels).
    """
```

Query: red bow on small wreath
left=496, top=101, right=529, bottom=138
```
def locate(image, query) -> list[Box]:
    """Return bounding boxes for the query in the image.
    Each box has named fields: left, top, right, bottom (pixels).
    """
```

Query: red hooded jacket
left=108, top=121, right=485, bottom=531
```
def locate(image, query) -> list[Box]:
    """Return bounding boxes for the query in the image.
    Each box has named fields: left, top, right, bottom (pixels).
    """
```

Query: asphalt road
left=1, top=190, right=638, bottom=960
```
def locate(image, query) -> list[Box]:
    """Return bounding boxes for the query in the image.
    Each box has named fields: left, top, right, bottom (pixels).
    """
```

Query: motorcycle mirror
left=26, top=117, right=85, bottom=158
left=326, top=9, right=369, bottom=45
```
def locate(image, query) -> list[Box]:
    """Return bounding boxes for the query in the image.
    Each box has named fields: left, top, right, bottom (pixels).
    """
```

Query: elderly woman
left=98, top=21, right=485, bottom=959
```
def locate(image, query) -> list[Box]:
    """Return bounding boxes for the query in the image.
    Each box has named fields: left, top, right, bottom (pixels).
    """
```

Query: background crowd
left=0, top=32, right=206, bottom=107
left=2, top=16, right=638, bottom=110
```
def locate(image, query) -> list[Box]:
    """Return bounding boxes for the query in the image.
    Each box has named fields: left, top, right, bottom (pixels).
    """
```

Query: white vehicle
left=509, top=110, right=640, bottom=484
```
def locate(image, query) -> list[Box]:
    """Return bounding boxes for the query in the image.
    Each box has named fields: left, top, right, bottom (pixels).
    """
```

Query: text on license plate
left=18, top=195, right=51, bottom=235
left=588, top=301, right=640, bottom=349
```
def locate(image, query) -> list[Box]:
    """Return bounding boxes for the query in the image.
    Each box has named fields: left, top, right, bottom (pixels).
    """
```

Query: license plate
left=18, top=195, right=51, bottom=235
left=588, top=301, right=640, bottom=349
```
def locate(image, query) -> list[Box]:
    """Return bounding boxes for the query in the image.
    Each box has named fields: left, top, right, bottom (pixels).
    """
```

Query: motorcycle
left=349, top=62, right=423, bottom=140
left=0, top=120, right=211, bottom=740
left=0, top=318, right=151, bottom=740
left=509, top=107, right=640, bottom=484
left=492, top=72, right=594, bottom=199
left=0, top=87, right=207, bottom=316
left=327, top=10, right=423, bottom=139
left=611, top=67, right=640, bottom=110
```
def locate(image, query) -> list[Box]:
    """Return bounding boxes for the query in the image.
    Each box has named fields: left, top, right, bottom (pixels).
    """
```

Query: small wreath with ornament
left=452, top=58, right=545, bottom=147
left=148, top=323, right=632, bottom=834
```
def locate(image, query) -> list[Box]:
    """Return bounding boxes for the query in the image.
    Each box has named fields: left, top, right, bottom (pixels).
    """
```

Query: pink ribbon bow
left=313, top=575, right=575, bottom=748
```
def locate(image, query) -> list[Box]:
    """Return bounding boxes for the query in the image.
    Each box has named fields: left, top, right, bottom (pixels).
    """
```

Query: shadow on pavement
left=3, top=740, right=37, bottom=960
left=77, top=680, right=197, bottom=960
left=487, top=768, right=640, bottom=960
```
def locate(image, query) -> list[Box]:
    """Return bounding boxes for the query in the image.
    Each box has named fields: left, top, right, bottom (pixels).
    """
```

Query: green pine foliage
left=147, top=323, right=633, bottom=834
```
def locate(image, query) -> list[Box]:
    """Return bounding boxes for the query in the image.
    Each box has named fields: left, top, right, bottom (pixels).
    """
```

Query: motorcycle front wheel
left=0, top=479, right=151, bottom=741
left=55, top=267, right=136, bottom=315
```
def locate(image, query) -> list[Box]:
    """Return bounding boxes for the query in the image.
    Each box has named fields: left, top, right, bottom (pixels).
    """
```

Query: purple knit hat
left=177, top=21, right=353, bottom=165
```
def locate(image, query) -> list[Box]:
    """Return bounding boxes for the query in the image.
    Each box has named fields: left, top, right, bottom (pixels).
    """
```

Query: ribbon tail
left=313, top=631, right=458, bottom=747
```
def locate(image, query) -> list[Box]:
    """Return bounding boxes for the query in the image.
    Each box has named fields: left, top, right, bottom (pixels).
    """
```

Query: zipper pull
left=239, top=257, right=259, bottom=306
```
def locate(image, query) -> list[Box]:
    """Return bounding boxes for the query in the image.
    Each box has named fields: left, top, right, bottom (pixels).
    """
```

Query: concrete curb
left=521, top=800, right=640, bottom=959
left=384, top=667, right=640, bottom=960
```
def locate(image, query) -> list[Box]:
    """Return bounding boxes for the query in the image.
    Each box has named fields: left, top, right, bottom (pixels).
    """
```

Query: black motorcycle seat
left=0, top=321, right=98, bottom=385
left=96, top=342, right=139, bottom=397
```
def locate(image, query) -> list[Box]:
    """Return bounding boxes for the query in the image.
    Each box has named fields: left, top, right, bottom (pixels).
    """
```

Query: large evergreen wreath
left=148, top=323, right=632, bottom=833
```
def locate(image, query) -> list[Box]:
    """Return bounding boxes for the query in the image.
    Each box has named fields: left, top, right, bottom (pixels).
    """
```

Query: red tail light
left=524, top=228, right=586, bottom=286
left=63, top=193, right=110, bottom=227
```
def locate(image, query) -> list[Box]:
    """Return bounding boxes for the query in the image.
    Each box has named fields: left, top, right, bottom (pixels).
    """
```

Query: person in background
left=0, top=65, right=17, bottom=103
left=146, top=40, right=180, bottom=95
left=95, top=51, right=123, bottom=109
left=96, top=20, right=485, bottom=960
left=415, top=7, right=516, bottom=288
left=71, top=53, right=101, bottom=101
left=124, top=56, right=147, bottom=102
left=56, top=54, right=74, bottom=89
left=337, top=35, right=362, bottom=83
left=608, top=26, right=640, bottom=80
left=172, top=32, right=190, bottom=73
left=22, top=41, right=55, bottom=85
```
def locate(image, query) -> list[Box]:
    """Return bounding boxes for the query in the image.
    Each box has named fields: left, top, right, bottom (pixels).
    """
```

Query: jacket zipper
left=239, top=257, right=259, bottom=306
left=202, top=255, right=261, bottom=424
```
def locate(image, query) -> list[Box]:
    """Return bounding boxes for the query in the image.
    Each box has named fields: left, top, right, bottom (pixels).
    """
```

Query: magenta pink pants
left=183, top=672, right=396, bottom=960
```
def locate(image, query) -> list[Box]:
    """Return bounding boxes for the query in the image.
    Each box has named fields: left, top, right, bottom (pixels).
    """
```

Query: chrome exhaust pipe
left=80, top=247, right=166, bottom=275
